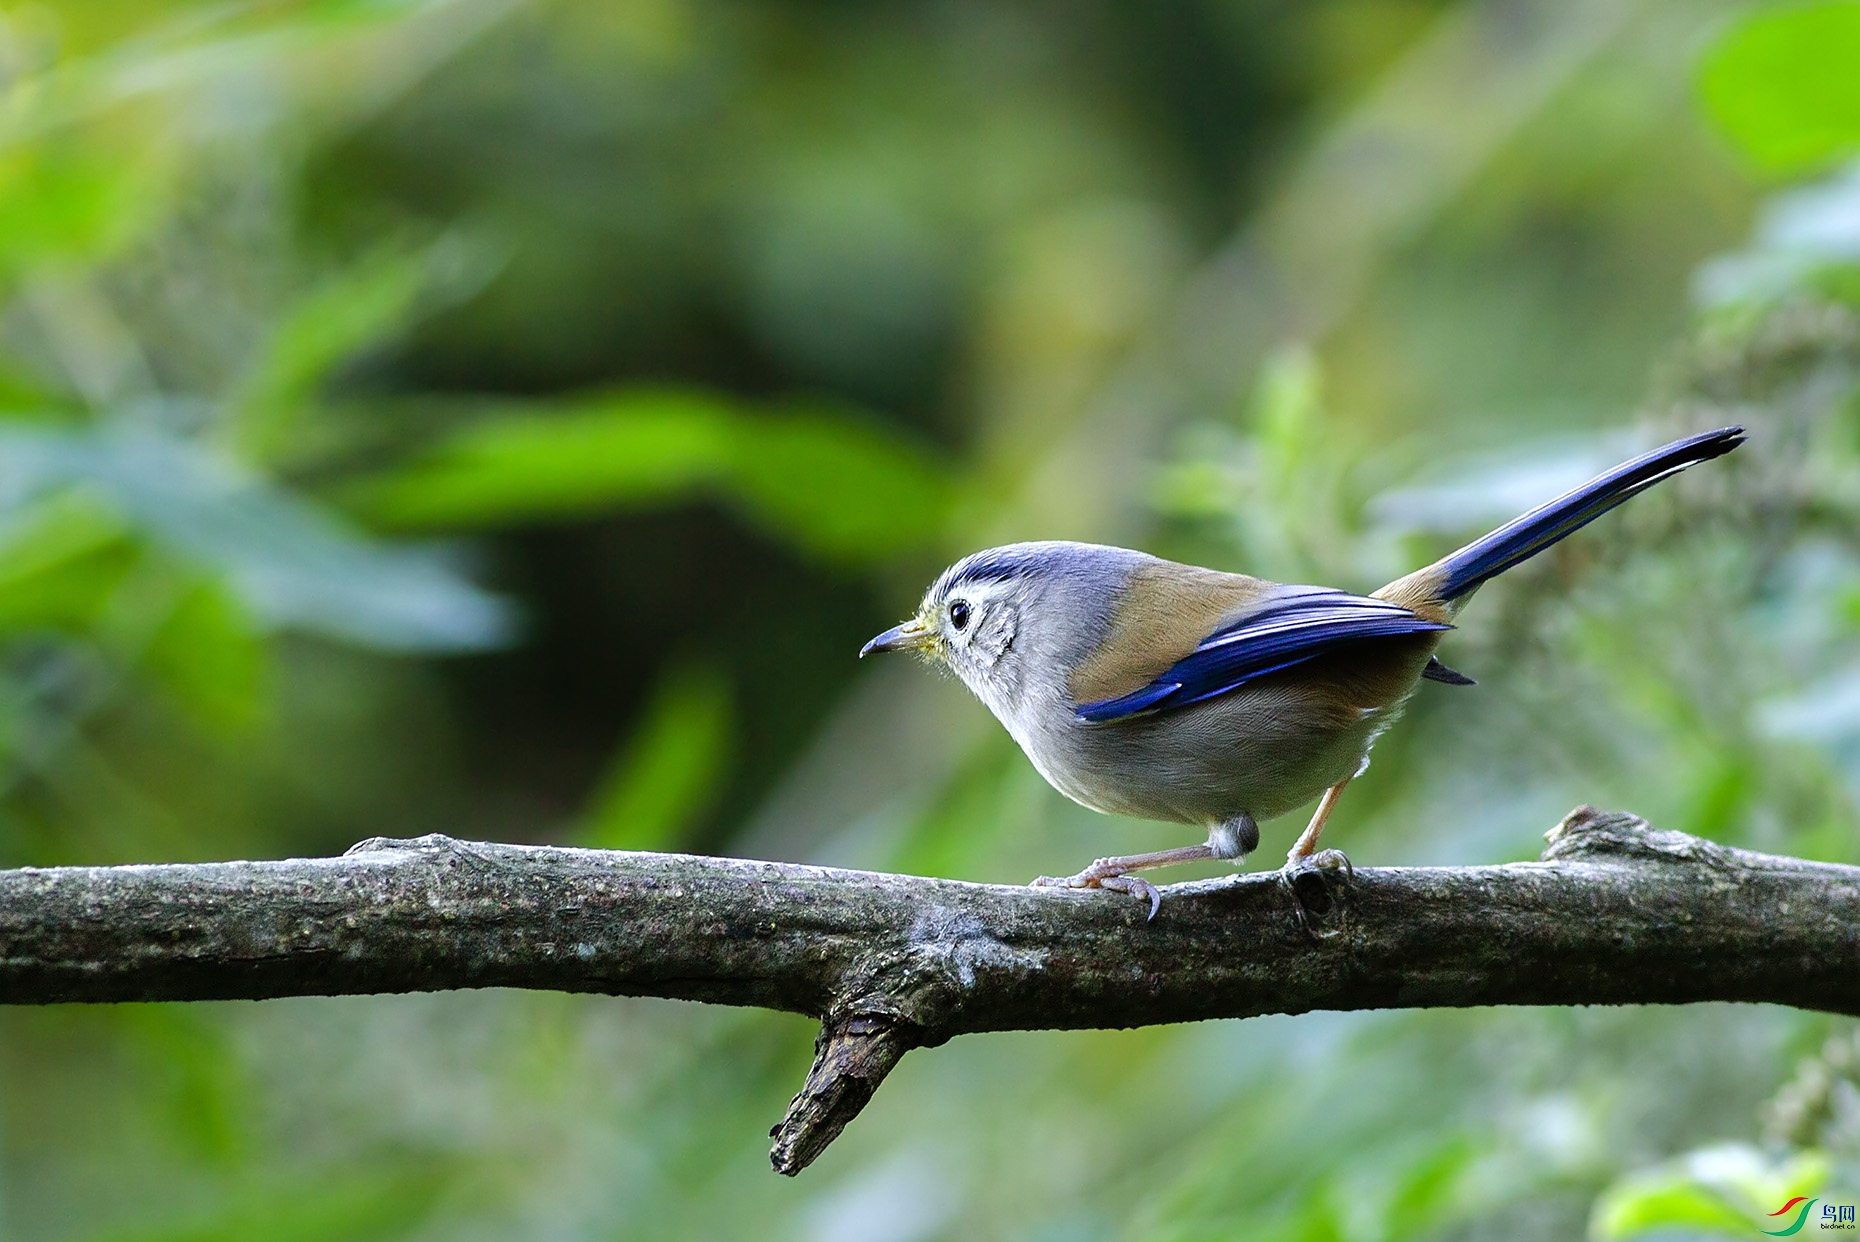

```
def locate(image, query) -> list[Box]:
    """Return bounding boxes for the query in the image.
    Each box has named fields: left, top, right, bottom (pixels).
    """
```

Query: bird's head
left=860, top=541, right=1140, bottom=720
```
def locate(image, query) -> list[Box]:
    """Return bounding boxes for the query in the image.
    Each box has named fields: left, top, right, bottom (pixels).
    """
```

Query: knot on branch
left=1541, top=805, right=1739, bottom=869
left=1279, top=863, right=1354, bottom=938
left=342, top=835, right=510, bottom=880
left=855, top=907, right=1049, bottom=1026
left=344, top=833, right=469, bottom=857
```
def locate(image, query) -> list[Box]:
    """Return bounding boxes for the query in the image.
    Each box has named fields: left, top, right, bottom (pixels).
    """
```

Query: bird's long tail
left=1379, top=425, right=1744, bottom=614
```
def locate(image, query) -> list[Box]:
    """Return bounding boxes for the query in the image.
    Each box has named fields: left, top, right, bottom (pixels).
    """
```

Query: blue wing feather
left=1075, top=586, right=1449, bottom=723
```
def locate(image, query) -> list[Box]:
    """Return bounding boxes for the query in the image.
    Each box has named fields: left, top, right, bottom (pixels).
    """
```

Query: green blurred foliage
left=1699, top=1, right=1860, bottom=176
left=581, top=657, right=732, bottom=851
left=348, top=387, right=957, bottom=564
left=1590, top=1147, right=1826, bottom=1240
left=231, top=245, right=438, bottom=465
left=6, top=0, right=1860, bottom=1240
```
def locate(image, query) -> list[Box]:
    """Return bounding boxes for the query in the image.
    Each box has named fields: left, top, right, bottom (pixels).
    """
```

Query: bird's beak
left=860, top=619, right=934, bottom=658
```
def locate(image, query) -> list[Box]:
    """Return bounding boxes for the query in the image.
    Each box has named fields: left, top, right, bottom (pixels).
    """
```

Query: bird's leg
left=1032, top=844, right=1217, bottom=921
left=1035, top=843, right=1216, bottom=885
left=1283, top=776, right=1355, bottom=877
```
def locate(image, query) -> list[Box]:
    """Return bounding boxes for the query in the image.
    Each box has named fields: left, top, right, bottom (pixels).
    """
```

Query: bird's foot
left=1031, top=862, right=1161, bottom=921
left=1278, top=848, right=1353, bottom=932
left=1281, top=847, right=1353, bottom=880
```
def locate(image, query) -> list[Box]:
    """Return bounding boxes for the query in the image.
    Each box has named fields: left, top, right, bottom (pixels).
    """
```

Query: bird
left=860, top=425, right=1744, bottom=917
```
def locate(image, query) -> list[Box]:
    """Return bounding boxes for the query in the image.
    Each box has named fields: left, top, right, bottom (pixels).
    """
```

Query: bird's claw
left=1030, top=864, right=1162, bottom=921
left=1288, top=847, right=1353, bottom=880
left=1097, top=874, right=1162, bottom=921
left=1278, top=847, right=1353, bottom=931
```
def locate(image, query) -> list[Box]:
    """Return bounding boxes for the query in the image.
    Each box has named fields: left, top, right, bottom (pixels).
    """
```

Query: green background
left=4, top=0, right=1860, bottom=1237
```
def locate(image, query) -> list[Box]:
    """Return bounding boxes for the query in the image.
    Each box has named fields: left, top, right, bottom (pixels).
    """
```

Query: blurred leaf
left=1254, top=341, right=1322, bottom=456
left=1590, top=1177, right=1753, bottom=1240
left=728, top=411, right=954, bottom=563
left=1699, top=2, right=1860, bottom=176
left=1590, top=1145, right=1828, bottom=1240
left=0, top=145, right=159, bottom=280
left=582, top=659, right=732, bottom=851
left=1694, top=162, right=1860, bottom=307
left=350, top=390, right=734, bottom=525
left=1281, top=1196, right=1349, bottom=1242
left=1149, top=433, right=1250, bottom=520
left=0, top=491, right=139, bottom=634
left=1384, top=1135, right=1477, bottom=1239
left=232, top=250, right=432, bottom=464
left=139, top=579, right=266, bottom=733
left=0, top=360, right=73, bottom=419
left=231, top=234, right=501, bottom=465
left=0, top=422, right=512, bottom=651
left=347, top=388, right=959, bottom=565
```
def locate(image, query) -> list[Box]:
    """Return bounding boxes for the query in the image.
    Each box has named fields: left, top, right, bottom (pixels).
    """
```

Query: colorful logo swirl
left=1764, top=1197, right=1818, bottom=1236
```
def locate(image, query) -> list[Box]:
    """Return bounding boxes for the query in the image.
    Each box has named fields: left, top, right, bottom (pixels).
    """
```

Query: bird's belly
left=1023, top=678, right=1410, bottom=827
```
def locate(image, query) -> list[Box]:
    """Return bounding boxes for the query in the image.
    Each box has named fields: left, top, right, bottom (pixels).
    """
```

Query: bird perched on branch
left=861, top=426, right=1744, bottom=917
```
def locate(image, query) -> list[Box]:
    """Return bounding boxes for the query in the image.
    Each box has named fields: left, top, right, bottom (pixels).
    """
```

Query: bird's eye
left=948, top=599, right=972, bottom=630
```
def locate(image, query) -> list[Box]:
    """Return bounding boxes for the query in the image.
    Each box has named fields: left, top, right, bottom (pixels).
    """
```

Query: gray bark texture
left=0, top=806, right=1854, bottom=1174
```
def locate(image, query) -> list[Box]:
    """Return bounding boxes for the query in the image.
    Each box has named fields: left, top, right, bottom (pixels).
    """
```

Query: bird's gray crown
left=928, top=540, right=1143, bottom=606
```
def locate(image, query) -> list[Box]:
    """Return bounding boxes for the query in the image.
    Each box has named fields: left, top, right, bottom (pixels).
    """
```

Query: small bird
left=861, top=426, right=1744, bottom=916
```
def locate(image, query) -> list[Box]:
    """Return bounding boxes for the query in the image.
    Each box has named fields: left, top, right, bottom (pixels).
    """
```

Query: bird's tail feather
left=1391, top=426, right=1744, bottom=610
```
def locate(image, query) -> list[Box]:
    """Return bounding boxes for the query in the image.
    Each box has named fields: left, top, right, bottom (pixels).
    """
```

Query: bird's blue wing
left=1075, top=586, right=1449, bottom=723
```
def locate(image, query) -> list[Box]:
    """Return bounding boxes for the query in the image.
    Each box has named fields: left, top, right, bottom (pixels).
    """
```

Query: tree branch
left=0, top=807, right=1855, bottom=1173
